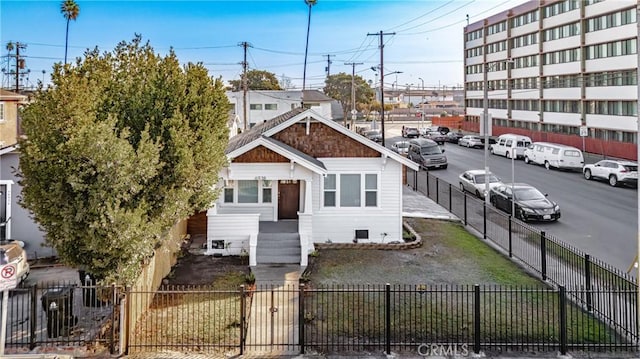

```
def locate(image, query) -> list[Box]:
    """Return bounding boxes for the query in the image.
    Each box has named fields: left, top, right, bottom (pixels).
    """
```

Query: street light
left=406, top=83, right=414, bottom=114
left=483, top=59, right=513, bottom=207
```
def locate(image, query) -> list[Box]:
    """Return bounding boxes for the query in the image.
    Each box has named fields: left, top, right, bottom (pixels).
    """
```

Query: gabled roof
left=0, top=89, right=28, bottom=101
left=226, top=108, right=419, bottom=171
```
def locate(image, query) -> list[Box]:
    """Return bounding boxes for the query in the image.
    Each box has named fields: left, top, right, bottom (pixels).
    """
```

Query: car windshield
left=514, top=187, right=545, bottom=201
left=474, top=174, right=500, bottom=183
left=420, top=145, right=442, bottom=155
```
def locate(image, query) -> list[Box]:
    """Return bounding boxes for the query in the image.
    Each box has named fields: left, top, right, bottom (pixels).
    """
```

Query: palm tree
left=60, top=0, right=80, bottom=65
left=302, top=0, right=317, bottom=98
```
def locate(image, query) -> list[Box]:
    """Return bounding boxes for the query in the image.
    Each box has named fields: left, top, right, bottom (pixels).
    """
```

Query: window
left=323, top=173, right=378, bottom=208
left=249, top=104, right=262, bottom=110
left=224, top=180, right=234, bottom=203
left=324, top=174, right=336, bottom=207
left=238, top=180, right=259, bottom=203
left=262, top=180, right=272, bottom=203
left=265, top=104, right=277, bottom=110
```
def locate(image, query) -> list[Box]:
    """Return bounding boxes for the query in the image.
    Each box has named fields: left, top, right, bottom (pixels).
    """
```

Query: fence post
left=508, top=216, right=513, bottom=258
left=426, top=172, right=430, bottom=197
left=240, top=285, right=246, bottom=355
left=473, top=284, right=481, bottom=354
left=483, top=204, right=487, bottom=239
left=436, top=178, right=440, bottom=203
left=413, top=169, right=417, bottom=191
left=124, top=286, right=131, bottom=355
left=299, top=283, right=305, bottom=354
left=463, top=193, right=467, bottom=225
left=110, top=284, right=117, bottom=354
left=584, top=254, right=592, bottom=312
left=559, top=286, right=567, bottom=355
left=385, top=283, right=391, bottom=355
left=30, top=284, right=37, bottom=350
left=541, top=231, right=547, bottom=281
left=448, top=183, right=452, bottom=212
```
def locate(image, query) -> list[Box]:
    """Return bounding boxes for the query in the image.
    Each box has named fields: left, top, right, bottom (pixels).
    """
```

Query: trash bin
left=41, top=286, right=77, bottom=338
left=78, top=270, right=105, bottom=307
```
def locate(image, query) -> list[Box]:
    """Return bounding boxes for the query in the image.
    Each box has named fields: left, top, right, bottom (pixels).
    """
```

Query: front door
left=278, top=181, right=300, bottom=220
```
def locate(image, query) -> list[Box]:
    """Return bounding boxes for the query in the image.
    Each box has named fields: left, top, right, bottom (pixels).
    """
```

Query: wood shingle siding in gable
left=273, top=122, right=379, bottom=158
left=233, top=145, right=290, bottom=163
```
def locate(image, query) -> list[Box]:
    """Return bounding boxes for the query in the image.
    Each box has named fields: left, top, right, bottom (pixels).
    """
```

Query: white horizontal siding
left=584, top=1, right=635, bottom=18
left=465, top=38, right=484, bottom=49
left=511, top=44, right=539, bottom=58
left=584, top=24, right=636, bottom=47
left=486, top=51, right=508, bottom=63
left=511, top=22, right=539, bottom=37
left=206, top=213, right=259, bottom=255
left=226, top=163, right=313, bottom=181
left=217, top=205, right=274, bottom=221
left=311, top=158, right=402, bottom=244
left=586, top=86, right=636, bottom=101
left=512, top=89, right=540, bottom=100
left=542, top=36, right=580, bottom=53
left=466, top=56, right=484, bottom=66
left=543, top=62, right=581, bottom=76
left=585, top=55, right=637, bottom=73
left=586, top=114, right=637, bottom=132
left=542, top=10, right=579, bottom=29
left=512, top=67, right=538, bottom=79
left=543, top=88, right=581, bottom=99
left=512, top=110, right=542, bottom=122
left=542, top=113, right=581, bottom=126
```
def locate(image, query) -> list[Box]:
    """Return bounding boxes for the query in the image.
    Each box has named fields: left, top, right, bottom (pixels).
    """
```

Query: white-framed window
left=265, top=104, right=278, bottom=110
left=223, top=179, right=273, bottom=204
left=0, top=103, right=4, bottom=122
left=323, top=173, right=378, bottom=208
left=249, top=104, right=262, bottom=110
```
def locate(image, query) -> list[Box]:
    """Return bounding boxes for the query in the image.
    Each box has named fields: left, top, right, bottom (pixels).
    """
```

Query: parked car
left=407, top=138, right=447, bottom=170
left=489, top=183, right=561, bottom=222
left=523, top=142, right=584, bottom=171
left=491, top=134, right=532, bottom=159
left=459, top=170, right=503, bottom=199
left=391, top=140, right=410, bottom=155
left=365, top=129, right=383, bottom=143
left=0, top=240, right=30, bottom=285
left=424, top=131, right=447, bottom=145
left=446, top=131, right=464, bottom=144
left=583, top=160, right=638, bottom=187
left=458, top=135, right=483, bottom=148
left=402, top=127, right=420, bottom=138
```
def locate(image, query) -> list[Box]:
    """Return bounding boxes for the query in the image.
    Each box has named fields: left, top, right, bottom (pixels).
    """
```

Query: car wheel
left=459, top=183, right=465, bottom=192
left=524, top=156, right=530, bottom=164
left=609, top=175, right=618, bottom=187
left=584, top=169, right=592, bottom=180
left=506, top=151, right=510, bottom=159
left=544, top=161, right=550, bottom=170
left=475, top=190, right=481, bottom=198
left=441, top=165, right=448, bottom=169
left=518, top=209, right=528, bottom=222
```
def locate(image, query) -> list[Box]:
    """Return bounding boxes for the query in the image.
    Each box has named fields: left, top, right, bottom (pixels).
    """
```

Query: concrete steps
left=257, top=232, right=300, bottom=265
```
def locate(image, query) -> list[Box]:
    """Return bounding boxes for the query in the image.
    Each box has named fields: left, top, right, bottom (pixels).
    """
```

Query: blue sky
left=1, top=0, right=518, bottom=92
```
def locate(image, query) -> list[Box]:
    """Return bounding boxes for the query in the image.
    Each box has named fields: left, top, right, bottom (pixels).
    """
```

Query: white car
left=391, top=141, right=410, bottom=156
left=458, top=135, right=483, bottom=148
left=459, top=169, right=504, bottom=199
left=583, top=160, right=638, bottom=187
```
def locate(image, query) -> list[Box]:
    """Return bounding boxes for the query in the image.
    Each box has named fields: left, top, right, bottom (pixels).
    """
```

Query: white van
left=523, top=142, right=584, bottom=171
left=490, top=134, right=532, bottom=159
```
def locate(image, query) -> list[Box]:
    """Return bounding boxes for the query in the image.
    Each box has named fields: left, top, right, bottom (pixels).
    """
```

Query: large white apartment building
left=464, top=0, right=637, bottom=159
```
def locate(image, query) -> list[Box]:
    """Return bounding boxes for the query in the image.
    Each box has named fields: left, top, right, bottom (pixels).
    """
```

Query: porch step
left=257, top=232, right=301, bottom=265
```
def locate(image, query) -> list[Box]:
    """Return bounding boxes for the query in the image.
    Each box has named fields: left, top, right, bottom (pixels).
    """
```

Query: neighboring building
left=0, top=89, right=28, bottom=147
left=199, top=108, right=418, bottom=267
left=464, top=0, right=637, bottom=159
left=226, top=90, right=343, bottom=129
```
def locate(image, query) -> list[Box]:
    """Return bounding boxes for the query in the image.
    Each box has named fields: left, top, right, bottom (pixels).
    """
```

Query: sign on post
left=579, top=126, right=588, bottom=137
left=0, top=264, right=17, bottom=291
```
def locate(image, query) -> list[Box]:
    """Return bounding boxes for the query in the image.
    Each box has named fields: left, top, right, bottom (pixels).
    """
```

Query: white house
left=199, top=108, right=419, bottom=267
left=226, top=89, right=343, bottom=129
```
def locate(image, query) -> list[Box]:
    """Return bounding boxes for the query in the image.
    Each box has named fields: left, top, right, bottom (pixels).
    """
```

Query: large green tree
left=228, top=69, right=282, bottom=91
left=18, top=36, right=230, bottom=285
left=323, top=72, right=375, bottom=121
left=60, top=0, right=80, bottom=65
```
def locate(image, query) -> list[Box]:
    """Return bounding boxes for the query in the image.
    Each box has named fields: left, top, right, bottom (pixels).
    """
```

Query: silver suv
left=583, top=160, right=638, bottom=187
left=407, top=138, right=447, bottom=170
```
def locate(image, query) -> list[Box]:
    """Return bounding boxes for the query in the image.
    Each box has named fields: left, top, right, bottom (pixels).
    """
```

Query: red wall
left=460, top=121, right=637, bottom=161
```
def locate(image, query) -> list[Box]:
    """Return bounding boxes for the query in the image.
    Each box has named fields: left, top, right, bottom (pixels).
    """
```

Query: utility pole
left=367, top=30, right=395, bottom=147
left=239, top=41, right=252, bottom=130
left=345, top=62, right=363, bottom=128
left=325, top=54, right=335, bottom=77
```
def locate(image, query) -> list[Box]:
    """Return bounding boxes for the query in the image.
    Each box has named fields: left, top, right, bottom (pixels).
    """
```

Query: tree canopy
left=18, top=36, right=230, bottom=285
left=228, top=69, right=282, bottom=91
left=323, top=73, right=375, bottom=120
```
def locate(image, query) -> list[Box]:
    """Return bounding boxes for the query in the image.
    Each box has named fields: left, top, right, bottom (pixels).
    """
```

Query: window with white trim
left=223, top=179, right=273, bottom=204
left=323, top=173, right=378, bottom=208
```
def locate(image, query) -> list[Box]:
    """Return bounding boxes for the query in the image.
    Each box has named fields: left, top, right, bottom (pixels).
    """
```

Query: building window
left=238, top=180, right=259, bottom=203
left=324, top=174, right=336, bottom=207
left=265, top=104, right=278, bottom=110
left=224, top=180, right=235, bottom=203
left=249, top=104, right=262, bottom=110
left=365, top=174, right=377, bottom=207
left=262, top=180, right=272, bottom=203
left=340, top=174, right=361, bottom=207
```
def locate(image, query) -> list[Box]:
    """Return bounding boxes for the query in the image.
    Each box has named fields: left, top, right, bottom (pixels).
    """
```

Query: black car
left=364, top=129, right=383, bottom=143
left=424, top=131, right=447, bottom=145
left=489, top=183, right=561, bottom=222
left=446, top=131, right=463, bottom=143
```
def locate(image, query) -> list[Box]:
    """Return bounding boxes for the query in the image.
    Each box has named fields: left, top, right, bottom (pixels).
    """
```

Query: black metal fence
left=0, top=281, right=119, bottom=354
left=408, top=168, right=639, bottom=344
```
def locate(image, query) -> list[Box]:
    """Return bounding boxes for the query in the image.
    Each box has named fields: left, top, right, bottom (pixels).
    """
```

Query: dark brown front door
left=278, top=181, right=300, bottom=220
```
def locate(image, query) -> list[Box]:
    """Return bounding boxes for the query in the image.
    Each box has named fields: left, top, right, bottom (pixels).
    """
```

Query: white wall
left=310, top=158, right=403, bottom=244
